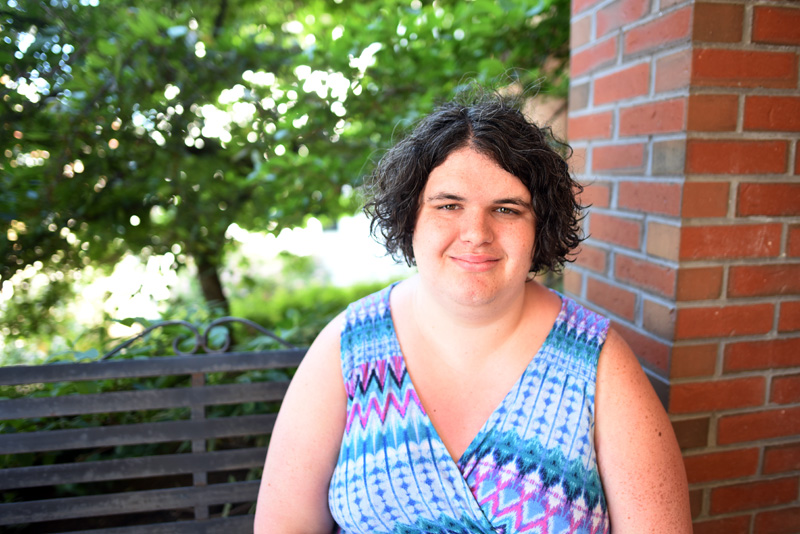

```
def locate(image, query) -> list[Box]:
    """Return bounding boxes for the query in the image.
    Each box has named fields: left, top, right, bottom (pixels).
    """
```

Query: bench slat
left=0, top=448, right=266, bottom=490
left=60, top=514, right=255, bottom=534
left=0, top=381, right=289, bottom=420
left=0, top=350, right=305, bottom=386
left=0, top=480, right=260, bottom=525
left=63, top=515, right=255, bottom=534
left=0, top=414, right=276, bottom=454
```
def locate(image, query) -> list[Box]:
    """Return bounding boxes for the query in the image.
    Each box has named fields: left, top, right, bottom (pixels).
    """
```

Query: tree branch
left=213, top=0, right=228, bottom=39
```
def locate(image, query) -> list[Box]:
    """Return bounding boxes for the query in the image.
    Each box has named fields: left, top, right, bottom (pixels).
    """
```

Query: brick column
left=566, top=1, right=800, bottom=532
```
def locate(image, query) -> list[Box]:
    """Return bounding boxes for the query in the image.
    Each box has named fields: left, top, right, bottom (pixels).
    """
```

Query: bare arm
left=595, top=328, right=692, bottom=533
left=254, top=313, right=347, bottom=534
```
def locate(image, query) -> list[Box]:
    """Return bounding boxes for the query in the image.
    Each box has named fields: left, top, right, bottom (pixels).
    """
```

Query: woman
left=255, top=92, right=691, bottom=533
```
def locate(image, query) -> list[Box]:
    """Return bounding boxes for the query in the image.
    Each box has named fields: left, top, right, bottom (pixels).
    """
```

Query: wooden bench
left=0, top=319, right=306, bottom=533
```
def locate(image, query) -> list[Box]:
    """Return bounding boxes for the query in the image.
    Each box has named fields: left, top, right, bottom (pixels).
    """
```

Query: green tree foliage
left=1, top=0, right=569, bottom=334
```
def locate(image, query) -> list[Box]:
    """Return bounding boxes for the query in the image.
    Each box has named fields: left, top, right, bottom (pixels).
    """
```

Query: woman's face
left=412, top=147, right=536, bottom=307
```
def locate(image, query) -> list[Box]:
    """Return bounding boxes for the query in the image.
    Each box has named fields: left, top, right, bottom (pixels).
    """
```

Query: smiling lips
left=450, top=254, right=501, bottom=272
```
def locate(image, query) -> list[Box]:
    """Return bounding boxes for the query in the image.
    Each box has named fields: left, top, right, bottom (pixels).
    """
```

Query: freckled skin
left=595, top=329, right=693, bottom=532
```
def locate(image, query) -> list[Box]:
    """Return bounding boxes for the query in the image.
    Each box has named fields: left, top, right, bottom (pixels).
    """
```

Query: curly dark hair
left=363, top=90, right=585, bottom=274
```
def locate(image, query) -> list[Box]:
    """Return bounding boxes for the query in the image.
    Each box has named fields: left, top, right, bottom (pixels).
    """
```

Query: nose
left=458, top=210, right=493, bottom=245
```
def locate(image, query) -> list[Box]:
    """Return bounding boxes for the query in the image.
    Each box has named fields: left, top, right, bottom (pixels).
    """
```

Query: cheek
left=516, top=224, right=536, bottom=261
left=410, top=221, right=432, bottom=261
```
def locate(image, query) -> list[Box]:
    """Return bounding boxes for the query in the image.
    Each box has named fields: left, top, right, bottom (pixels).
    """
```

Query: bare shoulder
left=254, top=312, right=347, bottom=533
left=595, top=328, right=692, bottom=533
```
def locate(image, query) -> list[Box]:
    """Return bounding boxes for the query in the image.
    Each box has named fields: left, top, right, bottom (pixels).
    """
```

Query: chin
left=444, top=280, right=511, bottom=307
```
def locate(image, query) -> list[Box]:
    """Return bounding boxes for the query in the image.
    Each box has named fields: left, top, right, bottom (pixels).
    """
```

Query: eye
left=438, top=204, right=459, bottom=210
left=495, top=206, right=519, bottom=215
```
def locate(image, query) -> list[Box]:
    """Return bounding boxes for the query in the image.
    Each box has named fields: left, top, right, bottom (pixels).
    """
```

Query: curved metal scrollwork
left=101, top=317, right=298, bottom=360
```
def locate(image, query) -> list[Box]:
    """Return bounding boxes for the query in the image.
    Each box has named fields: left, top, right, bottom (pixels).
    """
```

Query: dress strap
left=339, top=283, right=395, bottom=390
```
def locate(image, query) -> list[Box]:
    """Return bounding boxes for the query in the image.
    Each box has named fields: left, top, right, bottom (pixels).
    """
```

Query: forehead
left=423, top=148, right=530, bottom=199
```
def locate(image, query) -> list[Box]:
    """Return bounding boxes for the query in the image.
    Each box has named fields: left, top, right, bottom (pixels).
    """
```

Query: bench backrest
left=0, top=339, right=306, bottom=533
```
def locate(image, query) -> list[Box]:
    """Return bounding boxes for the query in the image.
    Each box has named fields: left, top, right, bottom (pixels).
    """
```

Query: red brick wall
left=566, top=0, right=691, bottom=396
left=566, top=1, right=800, bottom=532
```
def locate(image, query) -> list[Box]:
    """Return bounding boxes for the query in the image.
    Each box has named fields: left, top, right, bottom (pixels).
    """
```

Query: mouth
left=450, top=254, right=500, bottom=272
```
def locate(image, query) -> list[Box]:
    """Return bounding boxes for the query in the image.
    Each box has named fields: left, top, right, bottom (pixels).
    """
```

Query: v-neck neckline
left=383, top=282, right=566, bottom=466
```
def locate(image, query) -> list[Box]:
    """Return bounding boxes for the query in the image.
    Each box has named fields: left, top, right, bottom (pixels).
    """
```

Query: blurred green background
left=1, top=0, right=570, bottom=364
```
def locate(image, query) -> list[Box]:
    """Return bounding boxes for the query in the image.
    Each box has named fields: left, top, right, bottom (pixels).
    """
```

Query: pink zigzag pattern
left=469, top=460, right=608, bottom=534
left=345, top=383, right=426, bottom=433
left=344, top=355, right=405, bottom=398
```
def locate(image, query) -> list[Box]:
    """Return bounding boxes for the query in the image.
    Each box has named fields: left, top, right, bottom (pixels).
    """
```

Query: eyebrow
left=425, top=193, right=466, bottom=202
left=425, top=193, right=532, bottom=210
left=495, top=197, right=533, bottom=210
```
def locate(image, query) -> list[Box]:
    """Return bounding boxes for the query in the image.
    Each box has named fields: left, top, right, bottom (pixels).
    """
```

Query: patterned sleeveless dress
left=328, top=283, right=611, bottom=534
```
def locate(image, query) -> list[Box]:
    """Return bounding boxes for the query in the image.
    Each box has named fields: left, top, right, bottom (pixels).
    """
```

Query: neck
left=406, top=275, right=535, bottom=363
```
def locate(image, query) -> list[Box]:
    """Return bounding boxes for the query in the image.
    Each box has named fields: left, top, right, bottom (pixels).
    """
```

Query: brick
left=578, top=181, right=610, bottom=209
left=642, top=298, right=675, bottom=340
left=738, top=183, right=800, bottom=217
left=596, top=0, right=649, bottom=37
left=672, top=417, right=710, bottom=449
left=752, top=6, right=800, bottom=45
left=710, top=477, right=799, bottom=514
left=755, top=507, right=800, bottom=534
left=693, top=49, right=799, bottom=89
left=594, top=63, right=649, bottom=105
left=567, top=111, right=613, bottom=141
left=692, top=516, right=751, bottom=534
left=744, top=96, right=800, bottom=132
left=682, top=182, right=729, bottom=218
left=655, top=49, right=691, bottom=93
left=675, top=303, right=774, bottom=339
left=797, top=142, right=800, bottom=175
left=725, top=338, right=800, bottom=372
left=652, top=139, right=686, bottom=176
left=778, top=301, right=800, bottom=332
left=683, top=448, right=759, bottom=484
left=680, top=224, right=782, bottom=260
left=573, top=0, right=603, bottom=15
left=669, top=377, right=765, bottom=414
left=688, top=94, right=739, bottom=132
left=590, top=213, right=642, bottom=250
left=593, top=143, right=646, bottom=172
left=619, top=181, right=681, bottom=216
left=689, top=489, right=703, bottom=519
left=728, top=263, right=800, bottom=297
left=625, top=6, right=691, bottom=55
left=612, top=320, right=670, bottom=372
left=569, top=82, right=590, bottom=111
left=789, top=225, right=800, bottom=257
left=670, top=343, right=717, bottom=378
left=571, top=37, right=617, bottom=78
left=676, top=266, right=723, bottom=301
left=570, top=146, right=587, bottom=174
left=686, top=140, right=788, bottom=175
left=693, top=2, right=744, bottom=43
left=646, top=221, right=680, bottom=262
left=764, top=443, right=800, bottom=475
left=574, top=243, right=608, bottom=273
left=587, top=277, right=636, bottom=320
left=718, top=406, right=800, bottom=444
left=771, top=374, right=800, bottom=404
left=615, top=253, right=676, bottom=298
left=619, top=98, right=685, bottom=136
left=571, top=16, right=592, bottom=50
left=563, top=268, right=583, bottom=296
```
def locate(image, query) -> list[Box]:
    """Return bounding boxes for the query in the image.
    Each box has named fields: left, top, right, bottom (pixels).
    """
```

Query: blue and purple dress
left=328, top=284, right=611, bottom=533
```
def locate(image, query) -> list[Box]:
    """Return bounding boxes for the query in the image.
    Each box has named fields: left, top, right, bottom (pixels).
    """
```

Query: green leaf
left=97, top=39, right=118, bottom=57
left=75, top=348, right=100, bottom=361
